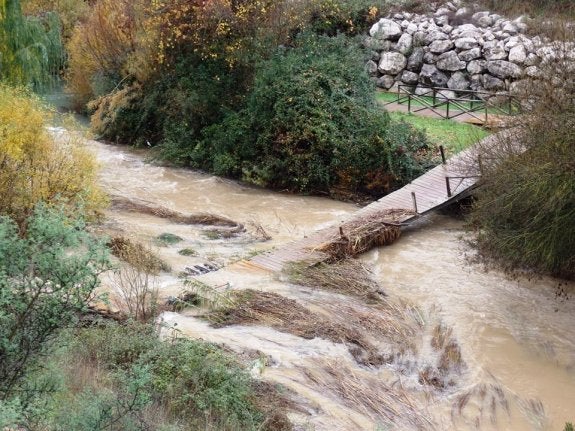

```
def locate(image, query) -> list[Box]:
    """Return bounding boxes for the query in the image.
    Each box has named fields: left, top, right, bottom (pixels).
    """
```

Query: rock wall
left=364, top=2, right=558, bottom=97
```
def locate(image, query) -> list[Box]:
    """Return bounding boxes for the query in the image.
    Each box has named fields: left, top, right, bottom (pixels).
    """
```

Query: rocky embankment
left=364, top=2, right=569, bottom=97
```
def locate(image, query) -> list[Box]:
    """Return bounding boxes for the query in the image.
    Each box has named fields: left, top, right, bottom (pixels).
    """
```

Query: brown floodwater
left=56, top=128, right=575, bottom=430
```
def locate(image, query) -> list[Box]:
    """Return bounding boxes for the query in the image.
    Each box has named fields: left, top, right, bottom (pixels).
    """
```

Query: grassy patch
left=388, top=111, right=489, bottom=155
left=155, top=232, right=183, bottom=246
left=178, top=247, right=198, bottom=256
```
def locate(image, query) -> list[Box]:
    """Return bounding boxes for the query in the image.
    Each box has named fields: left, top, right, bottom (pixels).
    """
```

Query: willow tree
left=0, top=0, right=64, bottom=87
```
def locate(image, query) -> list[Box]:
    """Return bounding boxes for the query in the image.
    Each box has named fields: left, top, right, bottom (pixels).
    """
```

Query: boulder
left=376, top=75, right=396, bottom=89
left=423, top=52, right=438, bottom=64
left=508, top=45, right=527, bottom=64
left=525, top=65, right=541, bottom=78
left=504, top=36, right=521, bottom=51
left=435, top=7, right=451, bottom=16
left=378, top=52, right=407, bottom=75
left=459, top=47, right=481, bottom=61
left=370, top=18, right=402, bottom=40
left=425, top=30, right=449, bottom=45
left=484, top=42, right=508, bottom=60
left=419, top=64, right=450, bottom=87
left=414, top=85, right=432, bottom=96
left=401, top=70, right=420, bottom=84
left=454, top=37, right=479, bottom=50
left=435, top=15, right=450, bottom=27
left=458, top=24, right=479, bottom=33
left=482, top=73, right=506, bottom=91
left=502, top=21, right=518, bottom=34
left=396, top=33, right=413, bottom=55
left=365, top=60, right=379, bottom=75
left=467, top=59, right=487, bottom=74
left=487, top=60, right=523, bottom=79
left=429, top=39, right=455, bottom=54
left=469, top=74, right=484, bottom=92
left=406, top=22, right=418, bottom=34
left=447, top=71, right=470, bottom=90
left=407, top=47, right=425, bottom=71
left=438, top=89, right=457, bottom=100
left=363, top=37, right=393, bottom=51
left=436, top=51, right=466, bottom=71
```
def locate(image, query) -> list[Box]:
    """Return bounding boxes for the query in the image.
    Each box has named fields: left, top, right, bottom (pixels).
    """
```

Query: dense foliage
left=0, top=0, right=64, bottom=87
left=71, top=0, right=432, bottom=196
left=1, top=321, right=278, bottom=430
left=196, top=34, right=431, bottom=194
left=470, top=47, right=575, bottom=279
left=0, top=205, right=110, bottom=408
left=0, top=84, right=106, bottom=225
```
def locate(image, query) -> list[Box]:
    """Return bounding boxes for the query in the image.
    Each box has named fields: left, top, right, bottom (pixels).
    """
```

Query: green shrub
left=139, top=339, right=262, bottom=428
left=0, top=204, right=110, bottom=401
left=48, top=322, right=267, bottom=430
left=197, top=33, right=432, bottom=195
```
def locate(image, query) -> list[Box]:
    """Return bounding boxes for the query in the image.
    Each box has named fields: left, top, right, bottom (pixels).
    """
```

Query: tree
left=0, top=204, right=111, bottom=402
left=0, top=0, right=64, bottom=87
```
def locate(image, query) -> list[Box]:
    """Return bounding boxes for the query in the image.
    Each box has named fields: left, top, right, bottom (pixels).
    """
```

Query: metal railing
left=385, top=84, right=520, bottom=124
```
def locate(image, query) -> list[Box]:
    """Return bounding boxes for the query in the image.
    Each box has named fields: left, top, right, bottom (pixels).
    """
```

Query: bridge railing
left=384, top=84, right=521, bottom=124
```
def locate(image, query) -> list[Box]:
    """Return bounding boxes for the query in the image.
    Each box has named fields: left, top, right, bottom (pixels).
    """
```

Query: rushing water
left=52, top=124, right=575, bottom=430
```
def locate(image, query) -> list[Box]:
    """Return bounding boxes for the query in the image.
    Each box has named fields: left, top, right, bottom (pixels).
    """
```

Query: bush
left=0, top=205, right=110, bottom=402
left=42, top=322, right=269, bottom=430
left=470, top=43, right=575, bottom=278
left=196, top=33, right=432, bottom=195
left=0, top=84, right=106, bottom=225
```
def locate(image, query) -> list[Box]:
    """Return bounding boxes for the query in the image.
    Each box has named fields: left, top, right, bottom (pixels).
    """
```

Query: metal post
left=440, top=145, right=446, bottom=164
left=446, top=100, right=450, bottom=119
left=445, top=177, right=452, bottom=197
left=432, top=88, right=436, bottom=107
left=408, top=93, right=411, bottom=113
left=411, top=192, right=418, bottom=214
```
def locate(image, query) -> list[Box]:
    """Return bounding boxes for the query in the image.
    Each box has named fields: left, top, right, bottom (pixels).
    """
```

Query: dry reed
left=314, top=209, right=414, bottom=260
left=286, top=259, right=385, bottom=301
left=207, top=289, right=385, bottom=366
left=419, top=324, right=465, bottom=389
left=107, top=236, right=169, bottom=273
left=301, top=359, right=435, bottom=430
left=111, top=196, right=240, bottom=227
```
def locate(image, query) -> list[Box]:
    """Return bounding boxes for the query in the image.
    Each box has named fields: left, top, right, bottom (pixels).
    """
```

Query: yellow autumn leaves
left=0, top=84, right=106, bottom=224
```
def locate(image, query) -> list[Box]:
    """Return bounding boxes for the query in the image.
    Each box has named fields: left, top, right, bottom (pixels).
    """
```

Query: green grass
left=155, top=232, right=184, bottom=246
left=388, top=111, right=489, bottom=154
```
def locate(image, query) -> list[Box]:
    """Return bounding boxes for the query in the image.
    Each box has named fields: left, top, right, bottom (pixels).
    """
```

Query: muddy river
left=52, top=126, right=575, bottom=431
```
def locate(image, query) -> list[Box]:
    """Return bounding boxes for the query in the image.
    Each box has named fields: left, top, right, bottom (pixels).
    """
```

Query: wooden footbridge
left=242, top=133, right=504, bottom=273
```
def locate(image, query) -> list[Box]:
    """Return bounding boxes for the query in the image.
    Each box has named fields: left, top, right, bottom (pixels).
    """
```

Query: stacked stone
left=364, top=2, right=553, bottom=97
